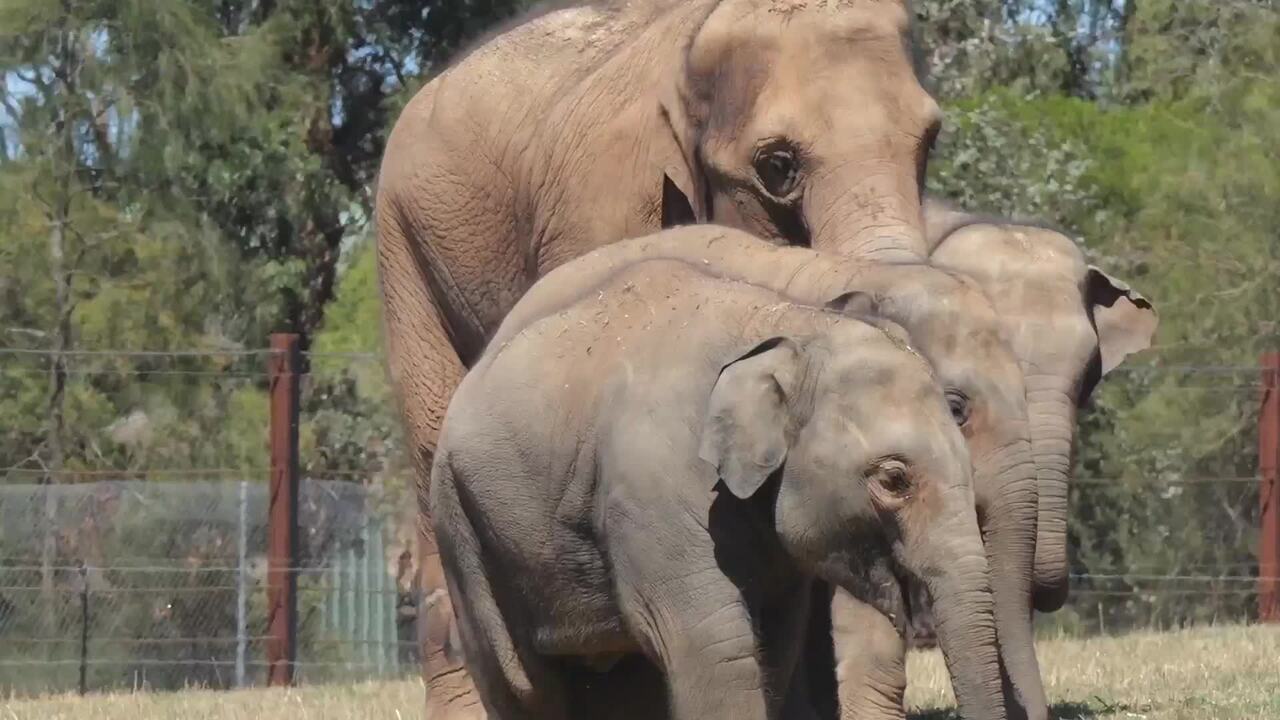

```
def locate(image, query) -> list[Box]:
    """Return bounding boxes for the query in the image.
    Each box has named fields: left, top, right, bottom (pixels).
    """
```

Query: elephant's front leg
left=831, top=589, right=907, bottom=720
left=663, top=597, right=770, bottom=720
left=617, top=568, right=770, bottom=720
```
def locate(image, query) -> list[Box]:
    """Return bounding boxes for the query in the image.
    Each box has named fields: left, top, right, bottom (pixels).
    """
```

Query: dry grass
left=3, top=625, right=1277, bottom=719
left=906, top=624, right=1280, bottom=719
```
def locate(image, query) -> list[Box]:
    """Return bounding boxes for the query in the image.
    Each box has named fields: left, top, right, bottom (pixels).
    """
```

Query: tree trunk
left=43, top=10, right=80, bottom=650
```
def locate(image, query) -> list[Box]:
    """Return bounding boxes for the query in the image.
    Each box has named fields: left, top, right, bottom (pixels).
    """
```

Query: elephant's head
left=929, top=218, right=1158, bottom=613
left=825, top=268, right=1046, bottom=720
left=661, top=0, right=940, bottom=261
left=698, top=321, right=1007, bottom=720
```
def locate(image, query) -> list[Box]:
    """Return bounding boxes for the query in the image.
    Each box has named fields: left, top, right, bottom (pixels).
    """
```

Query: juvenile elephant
left=378, top=0, right=941, bottom=701
left=432, top=250, right=1009, bottom=720
left=774, top=205, right=1163, bottom=720
left=491, top=226, right=1046, bottom=720
left=923, top=200, right=1160, bottom=613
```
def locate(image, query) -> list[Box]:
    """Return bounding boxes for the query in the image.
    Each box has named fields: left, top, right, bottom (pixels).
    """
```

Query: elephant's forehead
left=717, top=0, right=910, bottom=35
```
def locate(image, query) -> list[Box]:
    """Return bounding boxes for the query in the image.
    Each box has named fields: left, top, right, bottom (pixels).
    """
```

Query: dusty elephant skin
left=430, top=233, right=1009, bottom=720
left=491, top=227, right=1046, bottom=720
left=821, top=202, right=1160, bottom=720
left=376, top=0, right=939, bottom=709
left=923, top=199, right=1159, bottom=615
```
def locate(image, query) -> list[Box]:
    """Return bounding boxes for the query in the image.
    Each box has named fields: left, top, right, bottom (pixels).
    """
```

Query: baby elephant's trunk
left=921, top=502, right=1009, bottom=720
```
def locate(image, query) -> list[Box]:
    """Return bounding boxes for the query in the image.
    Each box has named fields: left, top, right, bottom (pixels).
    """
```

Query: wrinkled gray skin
left=378, top=0, right=940, bottom=708
left=811, top=204, right=1161, bottom=720
left=432, top=244, right=1007, bottom=720
left=924, top=199, right=1160, bottom=613
left=435, top=226, right=1042, bottom=720
left=493, top=227, right=1045, bottom=720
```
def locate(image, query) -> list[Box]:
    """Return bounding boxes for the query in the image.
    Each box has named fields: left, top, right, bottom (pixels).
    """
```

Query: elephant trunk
left=1027, top=377, right=1078, bottom=613
left=925, top=542, right=1007, bottom=720
left=976, top=441, right=1047, bottom=720
left=804, top=161, right=927, bottom=263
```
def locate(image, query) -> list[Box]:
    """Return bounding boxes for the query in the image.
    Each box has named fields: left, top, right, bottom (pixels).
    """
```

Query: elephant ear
left=658, top=83, right=707, bottom=228
left=698, top=337, right=800, bottom=499
left=824, top=292, right=915, bottom=348
left=1086, top=266, right=1159, bottom=375
left=823, top=290, right=880, bottom=318
left=662, top=173, right=697, bottom=228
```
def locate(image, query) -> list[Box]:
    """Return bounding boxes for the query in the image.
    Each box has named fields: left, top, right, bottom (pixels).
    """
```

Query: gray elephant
left=924, top=199, right=1159, bottom=613
left=490, top=227, right=1046, bottom=720
left=378, top=0, right=941, bottom=702
left=822, top=203, right=1160, bottom=720
left=431, top=239, right=1009, bottom=720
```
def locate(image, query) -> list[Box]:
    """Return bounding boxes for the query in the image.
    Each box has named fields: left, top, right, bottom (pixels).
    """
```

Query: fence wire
left=0, top=479, right=419, bottom=696
left=1, top=347, right=1276, bottom=694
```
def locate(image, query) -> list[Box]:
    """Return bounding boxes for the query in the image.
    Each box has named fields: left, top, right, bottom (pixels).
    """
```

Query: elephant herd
left=373, top=1, right=1158, bottom=719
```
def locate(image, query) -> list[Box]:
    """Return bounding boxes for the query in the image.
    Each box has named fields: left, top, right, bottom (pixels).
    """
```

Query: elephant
left=430, top=238, right=1010, bottom=720
left=377, top=0, right=941, bottom=704
left=784, top=203, right=1162, bottom=720
left=922, top=199, right=1160, bottom=613
left=488, top=226, right=1046, bottom=720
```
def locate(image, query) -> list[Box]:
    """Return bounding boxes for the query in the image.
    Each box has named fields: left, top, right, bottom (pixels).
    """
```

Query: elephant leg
left=376, top=210, right=473, bottom=712
left=432, top=463, right=569, bottom=720
left=423, top=585, right=486, bottom=720
left=830, top=589, right=907, bottom=720
left=657, top=604, right=768, bottom=720
left=614, top=568, right=768, bottom=720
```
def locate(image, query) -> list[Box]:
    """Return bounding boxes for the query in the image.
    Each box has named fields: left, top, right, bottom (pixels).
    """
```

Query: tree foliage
left=925, top=0, right=1279, bottom=631
left=1, top=0, right=1276, bottom=641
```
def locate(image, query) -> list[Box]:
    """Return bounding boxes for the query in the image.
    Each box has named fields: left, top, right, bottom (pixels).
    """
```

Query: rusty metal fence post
left=267, top=333, right=301, bottom=684
left=1261, top=352, right=1280, bottom=623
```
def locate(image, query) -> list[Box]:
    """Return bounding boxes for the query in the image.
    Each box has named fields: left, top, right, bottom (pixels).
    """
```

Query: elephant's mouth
left=847, top=558, right=915, bottom=640
left=880, top=566, right=917, bottom=641
left=895, top=571, right=916, bottom=638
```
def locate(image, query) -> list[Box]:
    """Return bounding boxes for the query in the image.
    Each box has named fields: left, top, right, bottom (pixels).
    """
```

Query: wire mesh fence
left=0, top=346, right=1276, bottom=695
left=1, top=346, right=418, bottom=696
left=0, top=479, right=418, bottom=695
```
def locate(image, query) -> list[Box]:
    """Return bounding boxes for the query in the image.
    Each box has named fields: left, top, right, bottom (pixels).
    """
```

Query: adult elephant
left=376, top=0, right=939, bottom=709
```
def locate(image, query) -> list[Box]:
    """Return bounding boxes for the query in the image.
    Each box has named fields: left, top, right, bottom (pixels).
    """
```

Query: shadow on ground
left=909, top=700, right=1130, bottom=720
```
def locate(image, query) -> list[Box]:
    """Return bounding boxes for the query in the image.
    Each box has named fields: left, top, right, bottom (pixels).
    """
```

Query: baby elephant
left=432, top=252, right=1008, bottom=719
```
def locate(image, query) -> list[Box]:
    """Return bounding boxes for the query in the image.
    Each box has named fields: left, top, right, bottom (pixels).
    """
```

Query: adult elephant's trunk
left=975, top=439, right=1047, bottom=720
left=925, top=544, right=1007, bottom=720
left=1027, top=375, right=1079, bottom=613
left=803, top=156, right=929, bottom=263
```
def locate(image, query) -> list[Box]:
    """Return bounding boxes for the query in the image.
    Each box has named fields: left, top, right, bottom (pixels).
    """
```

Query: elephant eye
left=945, top=389, right=971, bottom=426
left=873, top=459, right=913, bottom=499
left=753, top=143, right=801, bottom=198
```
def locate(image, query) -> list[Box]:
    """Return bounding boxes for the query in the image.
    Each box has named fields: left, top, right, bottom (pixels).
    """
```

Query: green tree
left=924, top=0, right=1279, bottom=631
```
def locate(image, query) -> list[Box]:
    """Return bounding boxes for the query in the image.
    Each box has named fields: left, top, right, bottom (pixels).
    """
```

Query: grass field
left=3, top=625, right=1277, bottom=719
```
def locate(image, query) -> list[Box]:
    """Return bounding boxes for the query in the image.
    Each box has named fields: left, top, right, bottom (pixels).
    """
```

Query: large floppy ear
left=698, top=337, right=801, bottom=499
left=1086, top=266, right=1159, bottom=375
left=658, top=79, right=707, bottom=228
